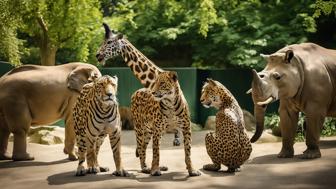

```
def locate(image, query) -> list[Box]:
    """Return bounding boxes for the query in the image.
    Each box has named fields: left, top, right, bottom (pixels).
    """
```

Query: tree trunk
left=36, top=15, right=58, bottom=66
left=40, top=44, right=57, bottom=66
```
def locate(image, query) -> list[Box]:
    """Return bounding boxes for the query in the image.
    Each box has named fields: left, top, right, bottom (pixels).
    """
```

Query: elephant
left=247, top=43, right=336, bottom=159
left=0, top=62, right=101, bottom=161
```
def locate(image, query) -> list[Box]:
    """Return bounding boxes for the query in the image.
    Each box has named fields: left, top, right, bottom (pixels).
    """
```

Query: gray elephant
left=248, top=43, right=336, bottom=159
left=0, top=63, right=101, bottom=161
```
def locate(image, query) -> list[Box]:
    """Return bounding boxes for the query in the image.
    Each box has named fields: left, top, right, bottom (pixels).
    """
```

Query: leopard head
left=200, top=78, right=232, bottom=109
left=93, top=75, right=118, bottom=107
left=152, top=71, right=178, bottom=101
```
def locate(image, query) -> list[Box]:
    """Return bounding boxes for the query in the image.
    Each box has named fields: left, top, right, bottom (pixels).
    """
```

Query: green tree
left=0, top=0, right=25, bottom=66
left=313, top=0, right=336, bottom=17
left=0, top=0, right=102, bottom=66
left=102, top=0, right=317, bottom=69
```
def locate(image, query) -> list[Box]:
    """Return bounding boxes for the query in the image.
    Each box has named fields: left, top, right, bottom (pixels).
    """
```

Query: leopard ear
left=169, top=71, right=178, bottom=82
left=206, top=78, right=217, bottom=86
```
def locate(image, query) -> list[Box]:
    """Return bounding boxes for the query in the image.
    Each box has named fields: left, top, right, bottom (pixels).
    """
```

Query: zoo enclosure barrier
left=0, top=62, right=278, bottom=126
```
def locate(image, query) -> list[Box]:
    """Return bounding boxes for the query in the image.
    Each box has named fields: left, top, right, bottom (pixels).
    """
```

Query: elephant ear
left=67, top=67, right=97, bottom=93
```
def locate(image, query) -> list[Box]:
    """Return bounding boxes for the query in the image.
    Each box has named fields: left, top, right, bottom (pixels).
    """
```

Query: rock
left=243, top=109, right=256, bottom=131
left=119, top=106, right=134, bottom=130
left=28, top=126, right=64, bottom=145
left=204, top=116, right=216, bottom=130
left=247, top=129, right=282, bottom=143
left=191, top=122, right=203, bottom=131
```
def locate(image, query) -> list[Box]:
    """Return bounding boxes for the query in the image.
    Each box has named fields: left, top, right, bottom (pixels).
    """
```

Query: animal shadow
left=0, top=158, right=69, bottom=168
left=47, top=171, right=135, bottom=185
left=248, top=154, right=316, bottom=165
left=200, top=168, right=238, bottom=178
left=135, top=171, right=190, bottom=182
left=320, top=139, right=336, bottom=149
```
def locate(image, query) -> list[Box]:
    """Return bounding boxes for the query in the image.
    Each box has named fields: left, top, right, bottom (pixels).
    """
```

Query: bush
left=264, top=113, right=336, bottom=142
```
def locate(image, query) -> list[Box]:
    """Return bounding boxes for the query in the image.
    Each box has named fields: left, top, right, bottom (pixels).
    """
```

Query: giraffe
left=96, top=23, right=181, bottom=146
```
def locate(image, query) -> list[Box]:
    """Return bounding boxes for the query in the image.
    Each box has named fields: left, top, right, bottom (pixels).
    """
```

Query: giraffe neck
left=119, top=39, right=163, bottom=89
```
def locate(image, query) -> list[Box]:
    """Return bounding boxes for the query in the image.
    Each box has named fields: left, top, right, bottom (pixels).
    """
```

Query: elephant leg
left=300, top=114, right=323, bottom=159
left=5, top=106, right=34, bottom=161
left=0, top=126, right=11, bottom=160
left=278, top=102, right=298, bottom=158
left=12, top=129, right=34, bottom=161
left=64, top=114, right=77, bottom=161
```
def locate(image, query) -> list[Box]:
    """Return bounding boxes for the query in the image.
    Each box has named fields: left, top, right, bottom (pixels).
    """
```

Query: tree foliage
left=103, top=0, right=319, bottom=69
left=313, top=0, right=336, bottom=17
left=0, top=0, right=334, bottom=68
left=0, top=0, right=102, bottom=66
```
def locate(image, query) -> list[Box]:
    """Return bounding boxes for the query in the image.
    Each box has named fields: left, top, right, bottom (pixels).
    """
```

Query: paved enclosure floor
left=1, top=131, right=336, bottom=189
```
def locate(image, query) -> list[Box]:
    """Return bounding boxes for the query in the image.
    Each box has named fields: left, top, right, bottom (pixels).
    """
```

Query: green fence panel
left=101, top=67, right=199, bottom=123
left=0, top=63, right=279, bottom=126
left=0, top=62, right=13, bottom=76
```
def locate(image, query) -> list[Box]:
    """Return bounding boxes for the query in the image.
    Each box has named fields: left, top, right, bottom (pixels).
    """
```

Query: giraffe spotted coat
left=201, top=79, right=252, bottom=172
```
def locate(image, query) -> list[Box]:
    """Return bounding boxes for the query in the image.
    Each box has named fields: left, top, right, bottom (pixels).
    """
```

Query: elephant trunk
left=250, top=105, right=266, bottom=143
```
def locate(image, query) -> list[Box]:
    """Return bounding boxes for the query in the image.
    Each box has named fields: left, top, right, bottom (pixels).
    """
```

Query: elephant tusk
left=257, top=96, right=273, bottom=106
left=246, top=88, right=252, bottom=94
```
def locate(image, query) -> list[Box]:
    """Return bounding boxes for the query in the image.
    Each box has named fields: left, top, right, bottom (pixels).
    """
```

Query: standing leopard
left=131, top=71, right=200, bottom=176
left=73, top=75, right=128, bottom=177
left=200, top=78, right=252, bottom=172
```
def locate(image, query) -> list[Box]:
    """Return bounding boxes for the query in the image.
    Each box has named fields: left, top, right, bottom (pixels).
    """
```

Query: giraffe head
left=96, top=23, right=124, bottom=65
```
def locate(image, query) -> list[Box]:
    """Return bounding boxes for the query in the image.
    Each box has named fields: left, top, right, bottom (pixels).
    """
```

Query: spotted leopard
left=200, top=78, right=252, bottom=172
left=131, top=71, right=201, bottom=176
left=73, top=75, right=128, bottom=177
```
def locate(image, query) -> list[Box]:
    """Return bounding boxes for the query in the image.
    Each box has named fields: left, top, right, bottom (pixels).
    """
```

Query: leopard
left=73, top=75, right=128, bottom=177
left=200, top=78, right=252, bottom=173
left=131, top=71, right=201, bottom=177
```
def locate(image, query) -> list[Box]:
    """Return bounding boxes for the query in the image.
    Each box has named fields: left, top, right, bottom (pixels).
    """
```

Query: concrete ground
left=1, top=130, right=336, bottom=189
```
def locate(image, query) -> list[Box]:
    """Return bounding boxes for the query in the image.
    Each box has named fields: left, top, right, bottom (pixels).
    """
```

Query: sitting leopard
left=200, top=78, right=252, bottom=172
left=73, top=75, right=128, bottom=177
left=131, top=71, right=200, bottom=177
